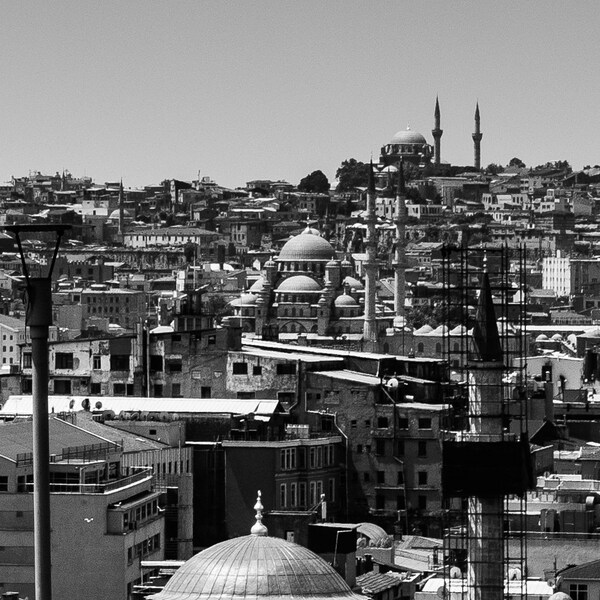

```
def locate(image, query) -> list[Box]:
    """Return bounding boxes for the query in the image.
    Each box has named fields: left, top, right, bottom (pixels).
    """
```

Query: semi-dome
left=390, top=127, right=428, bottom=146
left=342, top=276, right=364, bottom=290
left=277, top=275, right=322, bottom=292
left=278, top=231, right=335, bottom=262
left=249, top=278, right=266, bottom=292
left=150, top=493, right=366, bottom=600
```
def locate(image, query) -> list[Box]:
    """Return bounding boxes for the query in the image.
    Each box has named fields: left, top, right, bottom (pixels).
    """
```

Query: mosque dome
left=277, top=275, right=322, bottom=292
left=335, top=294, right=358, bottom=307
left=549, top=593, right=572, bottom=600
left=278, top=230, right=335, bottom=262
left=342, top=276, right=364, bottom=291
left=390, top=127, right=428, bottom=146
left=249, top=278, right=266, bottom=292
left=150, top=493, right=366, bottom=600
left=231, top=293, right=258, bottom=307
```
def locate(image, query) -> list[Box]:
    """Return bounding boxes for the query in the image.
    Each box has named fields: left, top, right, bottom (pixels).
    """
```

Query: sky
left=0, top=1, right=599, bottom=189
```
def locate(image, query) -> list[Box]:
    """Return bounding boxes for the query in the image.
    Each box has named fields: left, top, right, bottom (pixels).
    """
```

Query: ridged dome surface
left=278, top=232, right=335, bottom=262
left=150, top=534, right=365, bottom=600
left=277, top=276, right=322, bottom=292
left=390, top=128, right=427, bottom=145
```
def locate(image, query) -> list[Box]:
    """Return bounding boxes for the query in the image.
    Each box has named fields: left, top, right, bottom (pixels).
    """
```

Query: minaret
left=472, top=102, right=482, bottom=170
left=467, top=270, right=504, bottom=600
left=393, top=159, right=407, bottom=318
left=363, top=161, right=378, bottom=345
left=118, top=178, right=124, bottom=236
left=432, top=96, right=443, bottom=166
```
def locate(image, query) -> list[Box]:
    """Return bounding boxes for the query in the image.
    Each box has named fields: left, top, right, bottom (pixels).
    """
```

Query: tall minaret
left=363, top=161, right=378, bottom=345
left=432, top=96, right=443, bottom=166
left=472, top=102, right=482, bottom=170
left=467, top=270, right=504, bottom=600
left=118, top=178, right=124, bottom=236
left=393, top=159, right=407, bottom=318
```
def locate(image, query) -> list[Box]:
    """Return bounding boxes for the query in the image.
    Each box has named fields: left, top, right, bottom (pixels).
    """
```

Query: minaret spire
left=118, top=178, right=124, bottom=236
left=472, top=101, right=482, bottom=170
left=393, top=158, right=407, bottom=320
left=363, top=160, right=378, bottom=346
left=432, top=96, right=443, bottom=166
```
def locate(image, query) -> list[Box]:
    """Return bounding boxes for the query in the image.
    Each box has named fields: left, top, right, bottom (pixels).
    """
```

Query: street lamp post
left=6, top=224, right=69, bottom=600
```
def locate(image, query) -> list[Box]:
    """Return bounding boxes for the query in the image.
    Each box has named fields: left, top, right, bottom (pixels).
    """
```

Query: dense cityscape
left=0, top=96, right=599, bottom=599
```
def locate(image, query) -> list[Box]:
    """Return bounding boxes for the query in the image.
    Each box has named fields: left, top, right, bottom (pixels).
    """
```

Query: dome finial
left=251, top=490, right=269, bottom=536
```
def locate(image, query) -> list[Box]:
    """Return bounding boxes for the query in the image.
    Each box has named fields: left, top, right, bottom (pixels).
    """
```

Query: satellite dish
left=450, top=566, right=462, bottom=579
left=436, top=585, right=447, bottom=599
left=508, top=568, right=522, bottom=581
left=547, top=578, right=556, bottom=589
left=95, top=401, right=102, bottom=410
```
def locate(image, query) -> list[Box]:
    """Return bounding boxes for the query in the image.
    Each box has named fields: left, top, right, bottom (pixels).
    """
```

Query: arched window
left=435, top=343, right=442, bottom=354
left=417, top=343, right=424, bottom=353
left=383, top=343, right=390, bottom=354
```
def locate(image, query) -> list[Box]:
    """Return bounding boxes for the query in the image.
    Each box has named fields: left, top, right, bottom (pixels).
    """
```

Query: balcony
left=20, top=468, right=152, bottom=495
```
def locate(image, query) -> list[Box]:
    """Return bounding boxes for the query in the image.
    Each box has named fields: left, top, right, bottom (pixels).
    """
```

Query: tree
left=335, top=159, right=370, bottom=192
left=508, top=157, right=526, bottom=168
left=485, top=163, right=504, bottom=175
left=298, top=170, right=330, bottom=193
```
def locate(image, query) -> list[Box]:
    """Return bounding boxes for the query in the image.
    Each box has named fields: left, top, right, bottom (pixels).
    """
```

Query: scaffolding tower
left=439, top=244, right=534, bottom=600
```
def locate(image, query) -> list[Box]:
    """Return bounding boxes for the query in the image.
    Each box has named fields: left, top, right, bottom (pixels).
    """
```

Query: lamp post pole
left=6, top=224, right=69, bottom=600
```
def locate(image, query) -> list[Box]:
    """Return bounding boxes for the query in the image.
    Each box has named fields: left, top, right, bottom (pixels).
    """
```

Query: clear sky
left=1, top=1, right=599, bottom=189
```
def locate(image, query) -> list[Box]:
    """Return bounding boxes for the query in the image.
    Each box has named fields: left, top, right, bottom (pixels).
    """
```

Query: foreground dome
left=278, top=231, right=335, bottom=262
left=150, top=534, right=364, bottom=600
left=277, top=275, right=322, bottom=292
left=150, top=492, right=365, bottom=600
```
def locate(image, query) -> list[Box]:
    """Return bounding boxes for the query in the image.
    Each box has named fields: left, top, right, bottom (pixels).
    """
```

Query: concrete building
left=0, top=417, right=164, bottom=599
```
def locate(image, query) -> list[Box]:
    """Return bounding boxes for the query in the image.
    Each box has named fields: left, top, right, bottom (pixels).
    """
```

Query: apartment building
left=0, top=417, right=164, bottom=599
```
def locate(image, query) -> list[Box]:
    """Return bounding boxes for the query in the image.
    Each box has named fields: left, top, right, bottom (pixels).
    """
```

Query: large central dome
left=149, top=534, right=365, bottom=600
left=277, top=229, right=335, bottom=262
left=390, top=127, right=427, bottom=145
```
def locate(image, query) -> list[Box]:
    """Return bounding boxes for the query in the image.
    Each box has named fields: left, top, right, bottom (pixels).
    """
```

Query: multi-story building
left=0, top=417, right=164, bottom=599
left=543, top=251, right=571, bottom=297
left=0, top=315, right=25, bottom=370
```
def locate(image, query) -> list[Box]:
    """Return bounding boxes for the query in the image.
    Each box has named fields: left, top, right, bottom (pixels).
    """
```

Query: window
left=375, top=439, right=386, bottom=456
left=328, top=478, right=335, bottom=502
left=377, top=416, right=388, bottom=428
left=276, top=363, right=295, bottom=375
left=280, top=484, right=287, bottom=508
left=397, top=495, right=405, bottom=510
left=418, top=471, right=428, bottom=486
left=418, top=418, right=432, bottom=430
left=397, top=471, right=404, bottom=485
left=350, top=420, right=357, bottom=429
left=395, top=440, right=404, bottom=456
left=23, top=353, right=32, bottom=368
left=569, top=584, right=588, bottom=600
left=172, top=383, right=181, bottom=397
left=299, top=482, right=307, bottom=507
left=201, top=386, right=211, bottom=398
left=363, top=472, right=370, bottom=482
left=54, top=380, right=71, bottom=394
left=91, top=382, right=101, bottom=395
left=55, top=353, right=74, bottom=369
left=280, top=448, right=296, bottom=470
left=232, top=362, right=248, bottom=375
left=356, top=444, right=363, bottom=454
left=310, top=481, right=317, bottom=505
left=113, top=383, right=126, bottom=395
left=150, top=355, right=163, bottom=372
left=418, top=495, right=427, bottom=510
left=110, top=355, right=130, bottom=371
left=418, top=441, right=427, bottom=457
left=0, top=476, right=8, bottom=492
left=375, top=494, right=385, bottom=510
left=253, top=365, right=262, bottom=376
left=398, top=417, right=409, bottom=429
left=168, top=361, right=182, bottom=373
left=92, top=355, right=101, bottom=370
left=154, top=384, right=163, bottom=398
left=364, top=419, right=371, bottom=428
left=377, top=471, right=385, bottom=484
